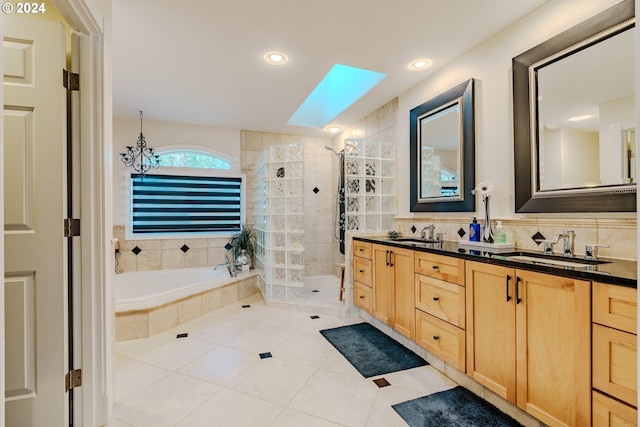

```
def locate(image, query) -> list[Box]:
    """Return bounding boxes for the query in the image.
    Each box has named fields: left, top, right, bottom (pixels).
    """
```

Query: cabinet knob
left=359, top=248, right=364, bottom=252
left=433, top=335, right=439, bottom=341
left=359, top=270, right=364, bottom=273
left=433, top=297, right=440, bottom=301
left=432, top=265, right=439, bottom=270
left=359, top=295, right=365, bottom=299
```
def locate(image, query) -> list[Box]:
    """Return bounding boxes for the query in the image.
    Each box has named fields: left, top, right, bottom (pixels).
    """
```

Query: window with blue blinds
left=131, top=174, right=242, bottom=235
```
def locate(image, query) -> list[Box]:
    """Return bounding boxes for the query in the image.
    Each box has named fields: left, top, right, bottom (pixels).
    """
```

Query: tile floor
left=112, top=292, right=458, bottom=426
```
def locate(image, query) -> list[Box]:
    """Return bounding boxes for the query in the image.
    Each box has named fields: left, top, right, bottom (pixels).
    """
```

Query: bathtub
left=114, top=267, right=258, bottom=341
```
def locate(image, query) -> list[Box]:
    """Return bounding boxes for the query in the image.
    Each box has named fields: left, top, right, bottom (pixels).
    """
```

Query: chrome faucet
left=214, top=254, right=237, bottom=277
left=421, top=224, right=435, bottom=241
left=535, top=230, right=575, bottom=256
left=557, top=230, right=575, bottom=256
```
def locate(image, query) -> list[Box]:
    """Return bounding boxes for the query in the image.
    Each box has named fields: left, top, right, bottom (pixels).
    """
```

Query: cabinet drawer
left=354, top=281, right=372, bottom=313
left=593, top=282, right=637, bottom=334
left=593, top=390, right=637, bottom=427
left=353, top=257, right=372, bottom=286
left=416, top=309, right=465, bottom=371
left=415, top=252, right=465, bottom=285
left=353, top=241, right=372, bottom=260
left=415, top=274, right=465, bottom=328
left=593, top=323, right=637, bottom=407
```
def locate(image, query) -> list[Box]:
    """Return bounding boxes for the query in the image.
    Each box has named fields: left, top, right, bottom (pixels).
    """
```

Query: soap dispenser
left=469, top=217, right=480, bottom=242
left=494, top=221, right=506, bottom=244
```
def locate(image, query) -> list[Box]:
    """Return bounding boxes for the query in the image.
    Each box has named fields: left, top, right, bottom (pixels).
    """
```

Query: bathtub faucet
left=214, top=255, right=237, bottom=277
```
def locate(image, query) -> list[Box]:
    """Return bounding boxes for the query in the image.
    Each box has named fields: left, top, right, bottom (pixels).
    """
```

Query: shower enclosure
left=253, top=137, right=394, bottom=304
left=253, top=143, right=306, bottom=302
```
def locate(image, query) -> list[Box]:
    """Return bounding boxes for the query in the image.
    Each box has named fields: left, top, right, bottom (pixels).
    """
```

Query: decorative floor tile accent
left=311, top=290, right=319, bottom=293
left=458, top=228, right=466, bottom=238
left=242, top=305, right=251, bottom=308
left=176, top=333, right=188, bottom=339
left=224, top=242, right=233, bottom=251
left=132, top=246, right=142, bottom=255
left=259, top=352, right=272, bottom=359
left=411, top=225, right=417, bottom=233
left=180, top=244, right=190, bottom=253
left=313, top=187, right=319, bottom=194
left=310, top=315, right=320, bottom=320
left=373, top=378, right=391, bottom=388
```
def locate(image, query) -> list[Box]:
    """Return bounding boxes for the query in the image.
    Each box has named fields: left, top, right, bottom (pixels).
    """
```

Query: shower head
left=324, top=145, right=343, bottom=157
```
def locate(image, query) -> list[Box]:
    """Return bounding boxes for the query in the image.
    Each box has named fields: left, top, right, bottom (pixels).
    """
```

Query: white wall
left=112, top=118, right=241, bottom=226
left=397, top=0, right=624, bottom=219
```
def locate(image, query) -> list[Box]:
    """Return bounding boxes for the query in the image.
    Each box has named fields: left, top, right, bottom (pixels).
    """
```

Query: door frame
left=1, top=0, right=112, bottom=425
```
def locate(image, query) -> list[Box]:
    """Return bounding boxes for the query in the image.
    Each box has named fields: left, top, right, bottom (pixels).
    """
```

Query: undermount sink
left=391, top=238, right=440, bottom=244
left=499, top=252, right=610, bottom=269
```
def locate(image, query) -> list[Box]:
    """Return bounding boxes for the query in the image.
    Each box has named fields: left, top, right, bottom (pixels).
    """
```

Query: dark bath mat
left=392, top=386, right=523, bottom=427
left=319, top=322, right=427, bottom=378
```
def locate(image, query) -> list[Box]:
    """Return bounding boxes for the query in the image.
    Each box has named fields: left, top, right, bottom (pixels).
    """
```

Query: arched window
left=127, top=148, right=242, bottom=237
left=157, top=151, right=231, bottom=169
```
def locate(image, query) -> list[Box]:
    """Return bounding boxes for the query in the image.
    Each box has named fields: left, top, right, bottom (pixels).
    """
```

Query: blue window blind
left=131, top=174, right=242, bottom=234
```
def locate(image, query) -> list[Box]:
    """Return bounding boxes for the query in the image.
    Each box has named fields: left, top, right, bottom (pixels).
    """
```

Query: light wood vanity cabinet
left=592, top=282, right=637, bottom=426
left=372, top=244, right=415, bottom=339
left=352, top=241, right=373, bottom=314
left=352, top=239, right=636, bottom=427
left=466, top=261, right=591, bottom=427
left=414, top=261, right=466, bottom=371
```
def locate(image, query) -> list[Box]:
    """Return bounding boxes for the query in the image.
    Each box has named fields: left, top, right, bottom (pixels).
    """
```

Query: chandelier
left=120, top=111, right=160, bottom=175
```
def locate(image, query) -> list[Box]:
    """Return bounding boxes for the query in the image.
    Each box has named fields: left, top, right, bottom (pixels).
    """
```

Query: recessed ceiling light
left=264, top=51, right=288, bottom=65
left=408, top=58, right=432, bottom=71
left=326, top=126, right=341, bottom=134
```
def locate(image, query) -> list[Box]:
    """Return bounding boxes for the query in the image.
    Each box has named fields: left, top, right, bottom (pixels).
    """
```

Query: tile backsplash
left=113, top=225, right=232, bottom=272
left=394, top=217, right=637, bottom=261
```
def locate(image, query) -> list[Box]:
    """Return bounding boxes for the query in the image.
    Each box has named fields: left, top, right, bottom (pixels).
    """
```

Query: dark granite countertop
left=353, top=236, right=637, bottom=288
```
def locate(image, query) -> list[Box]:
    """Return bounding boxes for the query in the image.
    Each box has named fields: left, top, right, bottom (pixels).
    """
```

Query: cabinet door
left=515, top=270, right=591, bottom=427
left=466, top=261, right=517, bottom=403
left=392, top=247, right=415, bottom=340
left=372, top=244, right=394, bottom=325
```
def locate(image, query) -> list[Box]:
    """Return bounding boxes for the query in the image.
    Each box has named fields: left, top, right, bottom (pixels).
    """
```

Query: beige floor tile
left=379, top=365, right=456, bottom=396
left=271, top=408, right=345, bottom=427
left=178, top=345, right=259, bottom=386
left=114, top=373, right=221, bottom=427
left=136, top=337, right=217, bottom=370
left=175, top=388, right=283, bottom=427
left=115, top=359, right=171, bottom=400
left=288, top=369, right=379, bottom=426
left=227, top=357, right=317, bottom=406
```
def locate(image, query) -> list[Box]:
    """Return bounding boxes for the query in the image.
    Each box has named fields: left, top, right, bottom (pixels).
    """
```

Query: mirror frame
left=410, top=78, right=475, bottom=212
left=513, top=0, right=636, bottom=213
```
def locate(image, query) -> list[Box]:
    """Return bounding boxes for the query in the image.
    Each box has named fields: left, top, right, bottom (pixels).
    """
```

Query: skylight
left=287, top=64, right=387, bottom=128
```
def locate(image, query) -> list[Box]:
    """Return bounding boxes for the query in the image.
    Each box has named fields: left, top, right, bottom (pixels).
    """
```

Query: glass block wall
left=344, top=138, right=395, bottom=232
left=253, top=143, right=305, bottom=302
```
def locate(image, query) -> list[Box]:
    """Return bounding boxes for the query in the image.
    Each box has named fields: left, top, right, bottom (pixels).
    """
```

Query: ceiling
left=112, top=0, right=549, bottom=137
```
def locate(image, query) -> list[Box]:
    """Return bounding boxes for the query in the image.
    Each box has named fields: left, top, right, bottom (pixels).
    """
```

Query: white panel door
left=4, top=17, right=68, bottom=426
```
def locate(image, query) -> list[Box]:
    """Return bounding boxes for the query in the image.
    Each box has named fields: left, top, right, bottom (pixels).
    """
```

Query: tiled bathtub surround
left=116, top=274, right=258, bottom=341
left=394, top=217, right=637, bottom=260
left=113, top=225, right=232, bottom=272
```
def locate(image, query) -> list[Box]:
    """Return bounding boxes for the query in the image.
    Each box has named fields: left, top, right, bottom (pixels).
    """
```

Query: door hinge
left=65, top=369, right=82, bottom=392
left=63, top=69, right=80, bottom=91
left=64, top=218, right=81, bottom=237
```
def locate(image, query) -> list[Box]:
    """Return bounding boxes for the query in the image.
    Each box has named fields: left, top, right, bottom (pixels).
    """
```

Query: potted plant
left=229, top=224, right=256, bottom=270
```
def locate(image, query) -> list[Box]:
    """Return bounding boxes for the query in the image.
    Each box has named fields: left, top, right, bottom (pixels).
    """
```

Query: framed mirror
left=513, top=0, right=636, bottom=213
left=410, top=78, right=475, bottom=212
